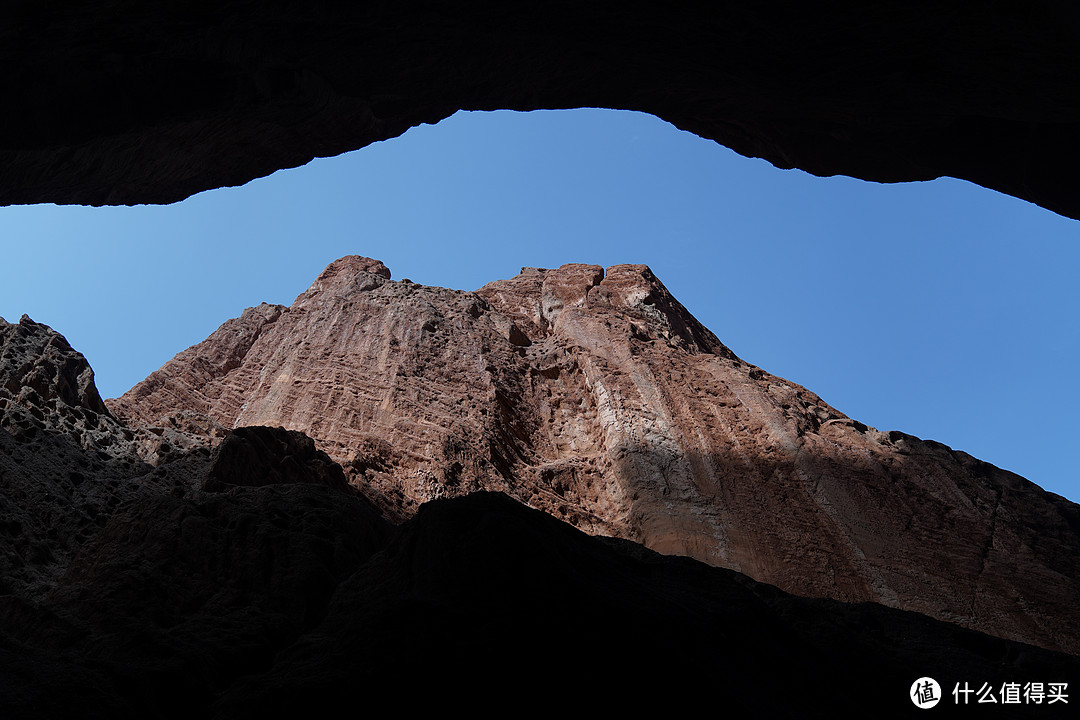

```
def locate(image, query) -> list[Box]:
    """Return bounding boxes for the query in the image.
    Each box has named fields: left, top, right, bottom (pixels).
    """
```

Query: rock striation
left=1, top=3, right=1079, bottom=219
left=110, top=257, right=1080, bottom=654
left=1, top=296, right=1078, bottom=718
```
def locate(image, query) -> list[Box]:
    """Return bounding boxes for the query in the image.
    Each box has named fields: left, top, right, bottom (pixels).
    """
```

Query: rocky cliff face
left=0, top=315, right=229, bottom=599
left=110, top=257, right=1080, bottom=654
left=2, top=287, right=1078, bottom=719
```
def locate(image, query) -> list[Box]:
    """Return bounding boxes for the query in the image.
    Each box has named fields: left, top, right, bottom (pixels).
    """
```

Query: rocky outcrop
left=208, top=492, right=1078, bottom=718
left=0, top=312, right=394, bottom=717
left=0, top=315, right=280, bottom=598
left=202, top=425, right=351, bottom=493
left=2, top=4, right=1079, bottom=219
left=5, top=490, right=1076, bottom=719
left=0, top=316, right=146, bottom=598
left=2, top=305, right=1077, bottom=718
left=1, top=314, right=110, bottom=419
left=109, top=257, right=1080, bottom=654
left=3, top=464, right=392, bottom=720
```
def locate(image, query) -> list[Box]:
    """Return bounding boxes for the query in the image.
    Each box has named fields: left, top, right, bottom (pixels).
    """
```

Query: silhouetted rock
left=1, top=4, right=1079, bottom=219
left=0, top=316, right=146, bottom=599
left=204, top=494, right=1080, bottom=717
left=108, top=258, right=1080, bottom=654
left=3, top=490, right=1076, bottom=718
left=2, top=483, right=391, bottom=720
left=203, top=425, right=351, bottom=493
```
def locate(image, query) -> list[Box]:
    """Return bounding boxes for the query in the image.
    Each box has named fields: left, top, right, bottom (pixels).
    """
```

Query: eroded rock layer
left=0, top=315, right=211, bottom=599
left=1, top=308, right=1077, bottom=718
left=2, top=3, right=1079, bottom=218
left=110, top=257, right=1080, bottom=653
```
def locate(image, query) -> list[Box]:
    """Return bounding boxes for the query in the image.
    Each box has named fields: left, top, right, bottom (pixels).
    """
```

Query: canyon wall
left=110, top=257, right=1080, bottom=654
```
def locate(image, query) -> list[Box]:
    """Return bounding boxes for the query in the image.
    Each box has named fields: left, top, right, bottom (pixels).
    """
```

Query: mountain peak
left=106, top=258, right=1080, bottom=653
left=291, top=255, right=393, bottom=306
left=0, top=315, right=109, bottom=418
left=318, top=255, right=392, bottom=281
left=477, top=262, right=731, bottom=357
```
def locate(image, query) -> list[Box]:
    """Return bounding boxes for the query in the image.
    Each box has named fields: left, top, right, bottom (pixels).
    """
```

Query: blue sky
left=2, top=109, right=1077, bottom=503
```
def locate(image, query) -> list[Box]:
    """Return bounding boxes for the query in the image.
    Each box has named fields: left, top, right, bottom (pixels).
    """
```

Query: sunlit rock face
left=1, top=3, right=1079, bottom=218
left=2, top=271, right=1079, bottom=719
left=109, top=257, right=1080, bottom=654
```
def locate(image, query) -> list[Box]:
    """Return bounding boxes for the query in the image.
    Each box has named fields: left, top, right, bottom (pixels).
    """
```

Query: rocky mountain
left=5, top=5, right=1079, bottom=714
left=2, top=273, right=1078, bottom=718
left=0, top=315, right=220, bottom=600
left=109, top=256, right=1080, bottom=655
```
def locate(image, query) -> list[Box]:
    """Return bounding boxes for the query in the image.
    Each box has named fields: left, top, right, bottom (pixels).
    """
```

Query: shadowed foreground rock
left=0, top=481, right=392, bottom=720
left=202, top=425, right=350, bottom=493
left=110, top=258, right=1080, bottom=654
left=3, top=490, right=1078, bottom=719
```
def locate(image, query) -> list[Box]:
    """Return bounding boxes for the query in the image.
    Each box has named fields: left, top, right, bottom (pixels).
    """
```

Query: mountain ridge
left=107, top=256, right=1080, bottom=654
left=2, top=280, right=1076, bottom=718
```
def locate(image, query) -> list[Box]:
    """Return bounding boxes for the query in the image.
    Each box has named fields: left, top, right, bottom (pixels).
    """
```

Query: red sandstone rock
left=2, top=300, right=1078, bottom=719
left=109, top=257, right=1080, bottom=653
left=0, top=316, right=221, bottom=598
left=202, top=425, right=351, bottom=493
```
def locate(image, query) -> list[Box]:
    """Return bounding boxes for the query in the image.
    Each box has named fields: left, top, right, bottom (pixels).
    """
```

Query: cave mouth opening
left=0, top=107, right=1077, bottom=502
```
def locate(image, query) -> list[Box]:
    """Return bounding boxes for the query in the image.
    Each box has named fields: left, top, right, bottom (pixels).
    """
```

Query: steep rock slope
left=110, top=257, right=1080, bottom=653
left=0, top=315, right=220, bottom=598
left=2, top=311, right=1077, bottom=718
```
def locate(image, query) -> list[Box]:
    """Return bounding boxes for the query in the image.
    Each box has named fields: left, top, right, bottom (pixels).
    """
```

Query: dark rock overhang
left=2, top=2, right=1079, bottom=218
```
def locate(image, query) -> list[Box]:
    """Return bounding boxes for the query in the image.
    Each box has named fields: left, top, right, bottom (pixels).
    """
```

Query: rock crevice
left=106, top=257, right=1080, bottom=653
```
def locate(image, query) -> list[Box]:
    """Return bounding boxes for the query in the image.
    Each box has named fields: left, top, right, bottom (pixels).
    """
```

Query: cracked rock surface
left=1, top=290, right=1077, bottom=718
left=109, top=258, right=1080, bottom=653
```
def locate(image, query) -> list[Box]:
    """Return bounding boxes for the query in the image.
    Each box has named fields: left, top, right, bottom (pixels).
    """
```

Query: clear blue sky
left=2, top=109, right=1077, bottom=503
